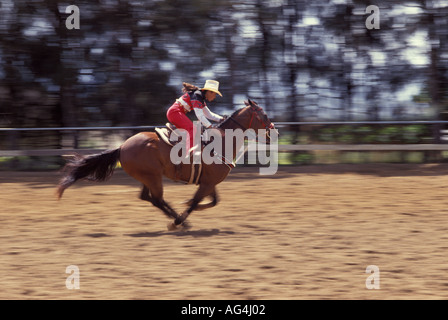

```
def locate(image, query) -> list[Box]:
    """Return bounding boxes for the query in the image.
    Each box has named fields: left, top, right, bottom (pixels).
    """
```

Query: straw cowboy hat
left=201, top=80, right=222, bottom=97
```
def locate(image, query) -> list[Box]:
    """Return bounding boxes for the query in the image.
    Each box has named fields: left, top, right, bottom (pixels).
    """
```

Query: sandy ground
left=2, top=163, right=448, bottom=300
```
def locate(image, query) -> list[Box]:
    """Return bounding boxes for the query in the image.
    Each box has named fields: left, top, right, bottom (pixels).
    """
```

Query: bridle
left=249, top=106, right=276, bottom=131
left=228, top=105, right=275, bottom=132
left=222, top=103, right=278, bottom=165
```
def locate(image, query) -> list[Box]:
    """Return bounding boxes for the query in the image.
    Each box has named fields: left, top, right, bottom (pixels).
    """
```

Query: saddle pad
left=155, top=127, right=174, bottom=146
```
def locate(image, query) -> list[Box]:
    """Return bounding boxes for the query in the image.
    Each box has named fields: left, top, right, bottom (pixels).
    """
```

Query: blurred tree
left=1, top=0, right=448, bottom=153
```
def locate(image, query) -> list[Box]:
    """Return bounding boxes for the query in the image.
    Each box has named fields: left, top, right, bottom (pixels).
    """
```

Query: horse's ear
left=245, top=99, right=260, bottom=109
left=247, top=99, right=259, bottom=108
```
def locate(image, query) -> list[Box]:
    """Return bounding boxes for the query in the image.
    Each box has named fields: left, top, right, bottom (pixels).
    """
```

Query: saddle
left=155, top=123, right=180, bottom=147
left=155, top=123, right=202, bottom=185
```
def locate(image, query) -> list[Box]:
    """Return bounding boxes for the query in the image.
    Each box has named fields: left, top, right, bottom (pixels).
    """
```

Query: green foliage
left=288, top=152, right=315, bottom=165
left=310, top=124, right=430, bottom=144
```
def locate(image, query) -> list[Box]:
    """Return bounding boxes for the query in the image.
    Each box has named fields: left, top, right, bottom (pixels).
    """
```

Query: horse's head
left=241, top=99, right=278, bottom=143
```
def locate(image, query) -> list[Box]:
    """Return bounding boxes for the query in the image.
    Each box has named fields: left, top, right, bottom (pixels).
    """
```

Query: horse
left=56, top=99, right=277, bottom=230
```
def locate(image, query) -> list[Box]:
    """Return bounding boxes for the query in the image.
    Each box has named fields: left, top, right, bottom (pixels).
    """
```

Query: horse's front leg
left=183, top=188, right=218, bottom=211
left=139, top=184, right=179, bottom=221
left=174, top=184, right=216, bottom=226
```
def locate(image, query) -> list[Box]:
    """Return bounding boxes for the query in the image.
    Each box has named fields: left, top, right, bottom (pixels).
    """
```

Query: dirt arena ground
left=2, top=163, right=448, bottom=300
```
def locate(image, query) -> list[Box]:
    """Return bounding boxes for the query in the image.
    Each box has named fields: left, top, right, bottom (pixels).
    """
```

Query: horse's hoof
left=167, top=220, right=192, bottom=231
left=167, top=222, right=178, bottom=231
left=181, top=221, right=192, bottom=230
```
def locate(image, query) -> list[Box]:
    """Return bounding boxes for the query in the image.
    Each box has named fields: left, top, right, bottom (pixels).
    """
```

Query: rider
left=167, top=80, right=224, bottom=150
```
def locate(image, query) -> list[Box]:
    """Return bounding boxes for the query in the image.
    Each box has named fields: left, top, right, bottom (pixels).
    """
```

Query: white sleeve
left=202, top=106, right=224, bottom=122
left=194, top=108, right=212, bottom=128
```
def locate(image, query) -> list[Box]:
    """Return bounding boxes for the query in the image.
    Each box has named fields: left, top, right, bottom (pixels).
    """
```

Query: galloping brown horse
left=57, top=99, right=276, bottom=230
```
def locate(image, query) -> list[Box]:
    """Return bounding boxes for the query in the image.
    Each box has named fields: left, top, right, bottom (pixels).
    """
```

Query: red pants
left=167, top=104, right=195, bottom=148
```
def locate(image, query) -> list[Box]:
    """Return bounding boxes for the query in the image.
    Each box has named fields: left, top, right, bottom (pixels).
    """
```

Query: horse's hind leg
left=139, top=185, right=153, bottom=203
left=139, top=178, right=179, bottom=221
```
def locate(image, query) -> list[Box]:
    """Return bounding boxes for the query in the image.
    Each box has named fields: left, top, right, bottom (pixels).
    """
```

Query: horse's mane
left=217, top=107, right=246, bottom=128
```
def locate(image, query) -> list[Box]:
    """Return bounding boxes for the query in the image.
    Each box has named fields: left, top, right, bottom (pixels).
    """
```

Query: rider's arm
left=190, top=90, right=222, bottom=127
left=194, top=108, right=212, bottom=128
left=202, top=106, right=224, bottom=122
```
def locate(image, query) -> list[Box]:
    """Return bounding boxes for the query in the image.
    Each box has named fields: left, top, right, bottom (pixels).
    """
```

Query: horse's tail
left=56, top=148, right=121, bottom=199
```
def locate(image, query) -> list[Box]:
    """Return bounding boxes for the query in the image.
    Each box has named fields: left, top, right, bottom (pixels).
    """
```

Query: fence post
left=432, top=123, right=442, bottom=162
left=73, top=130, right=79, bottom=149
left=433, top=123, right=441, bottom=144
left=7, top=130, right=19, bottom=170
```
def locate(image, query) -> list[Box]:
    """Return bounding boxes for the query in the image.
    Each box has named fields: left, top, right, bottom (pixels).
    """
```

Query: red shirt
left=175, top=90, right=207, bottom=112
